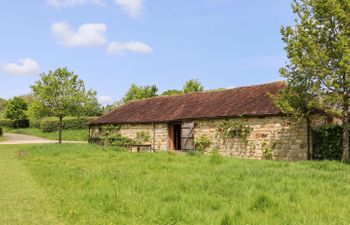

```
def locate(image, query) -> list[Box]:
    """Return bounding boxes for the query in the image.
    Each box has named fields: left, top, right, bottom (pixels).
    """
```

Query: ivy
left=136, top=131, right=152, bottom=144
left=217, top=119, right=252, bottom=140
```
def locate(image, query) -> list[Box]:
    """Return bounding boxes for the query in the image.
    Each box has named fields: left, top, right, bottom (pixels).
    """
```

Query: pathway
left=0, top=133, right=86, bottom=145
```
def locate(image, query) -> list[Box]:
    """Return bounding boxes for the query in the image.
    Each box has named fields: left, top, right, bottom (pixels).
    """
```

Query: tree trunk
left=58, top=117, right=63, bottom=144
left=342, top=98, right=349, bottom=162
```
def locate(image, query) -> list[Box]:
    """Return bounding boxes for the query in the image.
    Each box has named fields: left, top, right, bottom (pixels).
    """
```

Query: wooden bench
left=129, top=144, right=153, bottom=153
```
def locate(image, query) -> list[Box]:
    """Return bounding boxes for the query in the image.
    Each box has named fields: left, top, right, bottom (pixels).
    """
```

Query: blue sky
left=0, top=0, right=295, bottom=104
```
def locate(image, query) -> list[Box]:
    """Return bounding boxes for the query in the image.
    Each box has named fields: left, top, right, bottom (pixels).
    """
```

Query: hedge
left=30, top=118, right=41, bottom=129
left=312, top=125, right=348, bottom=161
left=0, top=118, right=29, bottom=128
left=41, top=117, right=96, bottom=132
left=0, top=119, right=13, bottom=128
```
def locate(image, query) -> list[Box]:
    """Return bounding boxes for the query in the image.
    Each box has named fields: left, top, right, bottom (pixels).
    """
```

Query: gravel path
left=0, top=133, right=86, bottom=145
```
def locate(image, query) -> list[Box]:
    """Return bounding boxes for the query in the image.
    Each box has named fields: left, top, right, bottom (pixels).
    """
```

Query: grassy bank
left=4, top=128, right=88, bottom=141
left=2, top=144, right=347, bottom=225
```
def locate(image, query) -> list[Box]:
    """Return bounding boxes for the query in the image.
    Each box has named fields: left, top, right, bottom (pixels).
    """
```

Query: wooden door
left=181, top=121, right=194, bottom=150
left=168, top=125, right=175, bottom=150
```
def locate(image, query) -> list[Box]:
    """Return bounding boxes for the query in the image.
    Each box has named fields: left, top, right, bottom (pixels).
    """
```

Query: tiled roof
left=91, top=81, right=286, bottom=124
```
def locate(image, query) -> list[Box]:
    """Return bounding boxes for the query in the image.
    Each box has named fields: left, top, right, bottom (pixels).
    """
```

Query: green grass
left=0, top=136, right=6, bottom=142
left=1, top=144, right=349, bottom=224
left=4, top=128, right=88, bottom=141
left=0, top=145, right=62, bottom=224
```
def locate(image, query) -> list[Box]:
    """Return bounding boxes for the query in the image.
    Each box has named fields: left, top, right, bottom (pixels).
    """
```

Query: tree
left=274, top=80, right=320, bottom=159
left=4, top=97, right=29, bottom=127
left=123, top=84, right=158, bottom=103
left=280, top=0, right=350, bottom=161
left=31, top=67, right=100, bottom=143
left=0, top=98, right=7, bottom=117
left=183, top=79, right=204, bottom=93
left=161, top=89, right=183, bottom=96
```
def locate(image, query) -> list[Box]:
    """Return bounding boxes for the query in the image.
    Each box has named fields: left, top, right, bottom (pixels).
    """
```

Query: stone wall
left=89, top=123, right=168, bottom=150
left=194, top=116, right=309, bottom=160
left=90, top=115, right=313, bottom=160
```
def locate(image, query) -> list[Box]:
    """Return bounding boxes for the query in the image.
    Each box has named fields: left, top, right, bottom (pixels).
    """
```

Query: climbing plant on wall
left=217, top=119, right=252, bottom=141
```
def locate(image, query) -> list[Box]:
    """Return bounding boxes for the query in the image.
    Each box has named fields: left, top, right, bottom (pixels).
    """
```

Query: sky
left=0, top=0, right=295, bottom=105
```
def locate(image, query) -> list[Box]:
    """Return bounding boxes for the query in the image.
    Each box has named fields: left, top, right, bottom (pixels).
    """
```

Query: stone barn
left=90, top=81, right=328, bottom=160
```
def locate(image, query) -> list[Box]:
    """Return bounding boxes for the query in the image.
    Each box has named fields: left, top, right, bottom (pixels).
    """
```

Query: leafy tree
left=0, top=98, right=7, bottom=117
left=183, top=79, right=204, bottom=93
left=123, top=84, right=158, bottom=103
left=27, top=99, right=50, bottom=119
left=161, top=89, right=183, bottom=96
left=31, top=67, right=100, bottom=143
left=274, top=80, right=320, bottom=159
left=4, top=97, right=29, bottom=127
left=279, top=0, right=350, bottom=161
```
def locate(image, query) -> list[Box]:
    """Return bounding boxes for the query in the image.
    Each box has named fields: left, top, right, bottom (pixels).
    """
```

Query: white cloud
left=51, top=22, right=108, bottom=47
left=107, top=41, right=153, bottom=55
left=47, top=0, right=104, bottom=9
left=1, top=58, right=40, bottom=76
left=98, top=96, right=114, bottom=105
left=115, top=0, right=144, bottom=18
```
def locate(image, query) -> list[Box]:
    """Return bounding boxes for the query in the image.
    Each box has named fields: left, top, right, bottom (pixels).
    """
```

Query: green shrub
left=41, top=117, right=96, bottom=132
left=105, top=134, right=136, bottom=147
left=12, top=119, right=30, bottom=128
left=312, top=125, right=345, bottom=161
left=30, top=118, right=41, bottom=129
left=0, top=118, right=13, bottom=128
left=0, top=127, right=3, bottom=136
left=0, top=118, right=29, bottom=128
left=195, top=135, right=212, bottom=152
left=89, top=125, right=136, bottom=147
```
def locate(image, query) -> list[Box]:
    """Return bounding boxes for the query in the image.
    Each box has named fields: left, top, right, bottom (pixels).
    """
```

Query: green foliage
left=41, top=117, right=95, bottom=132
left=31, top=67, right=100, bottom=142
left=194, top=135, right=212, bottom=152
left=123, top=84, right=158, bottom=103
left=280, top=0, right=350, bottom=161
left=161, top=89, right=183, bottom=96
left=183, top=79, right=204, bottom=93
left=4, top=97, right=28, bottom=124
left=274, top=84, right=319, bottom=119
left=104, top=133, right=136, bottom=147
left=1, top=98, right=29, bottom=128
left=94, top=125, right=136, bottom=147
left=262, top=142, right=273, bottom=160
left=0, top=118, right=13, bottom=128
left=30, top=118, right=41, bottom=129
left=27, top=100, right=50, bottom=120
left=0, top=98, right=7, bottom=117
left=136, top=130, right=152, bottom=144
left=217, top=119, right=252, bottom=140
left=312, top=125, right=346, bottom=161
left=31, top=67, right=100, bottom=119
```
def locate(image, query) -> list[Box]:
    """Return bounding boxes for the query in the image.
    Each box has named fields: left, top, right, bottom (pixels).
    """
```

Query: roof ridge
left=92, top=80, right=286, bottom=125
left=94, top=80, right=286, bottom=120
left=125, top=80, right=286, bottom=103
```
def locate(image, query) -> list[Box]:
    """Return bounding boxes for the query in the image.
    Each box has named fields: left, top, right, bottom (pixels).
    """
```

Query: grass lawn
left=4, top=128, right=88, bottom=141
left=0, top=136, right=6, bottom=142
left=1, top=144, right=350, bottom=224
